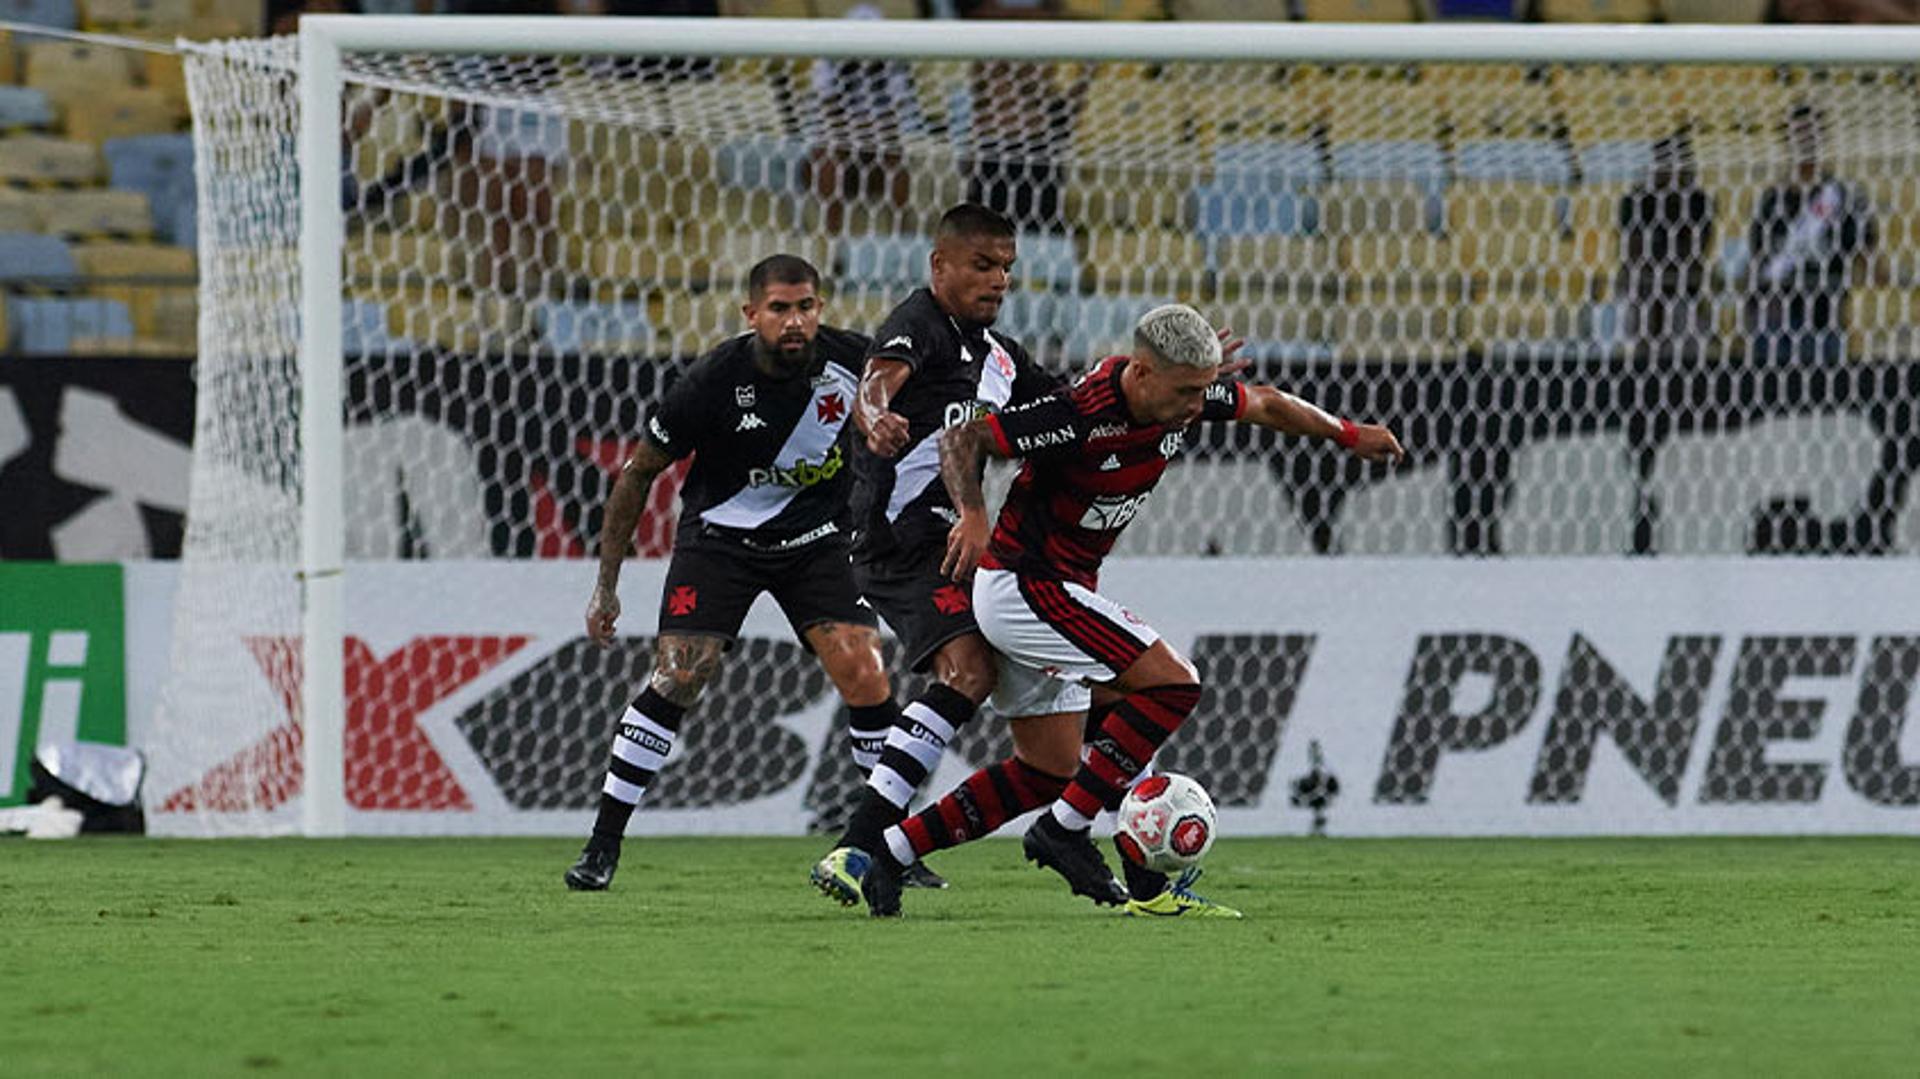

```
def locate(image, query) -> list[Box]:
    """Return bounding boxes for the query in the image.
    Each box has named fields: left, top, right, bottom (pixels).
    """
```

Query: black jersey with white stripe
left=643, top=326, right=868, bottom=547
left=849, top=287, right=1059, bottom=559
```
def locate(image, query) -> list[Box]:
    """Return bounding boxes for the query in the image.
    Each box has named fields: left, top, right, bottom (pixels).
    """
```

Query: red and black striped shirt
left=980, top=355, right=1247, bottom=589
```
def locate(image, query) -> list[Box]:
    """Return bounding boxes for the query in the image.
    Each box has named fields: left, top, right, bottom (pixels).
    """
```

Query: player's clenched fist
left=1347, top=423, right=1406, bottom=466
left=865, top=409, right=910, bottom=457
left=584, top=585, right=620, bottom=646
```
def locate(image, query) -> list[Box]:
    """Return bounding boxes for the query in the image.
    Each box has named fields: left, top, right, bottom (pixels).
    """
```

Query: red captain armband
left=984, top=413, right=1014, bottom=456
left=1336, top=418, right=1360, bottom=450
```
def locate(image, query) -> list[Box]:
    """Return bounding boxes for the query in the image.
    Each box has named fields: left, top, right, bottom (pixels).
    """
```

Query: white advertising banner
left=128, top=559, right=1920, bottom=836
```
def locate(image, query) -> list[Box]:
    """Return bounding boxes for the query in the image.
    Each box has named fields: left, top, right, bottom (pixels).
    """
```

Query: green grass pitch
left=3, top=837, right=1915, bottom=1077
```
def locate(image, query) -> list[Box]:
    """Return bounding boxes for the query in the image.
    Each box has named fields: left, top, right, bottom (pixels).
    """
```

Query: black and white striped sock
left=864, top=683, right=975, bottom=811
left=847, top=701, right=896, bottom=774
left=589, top=687, right=687, bottom=846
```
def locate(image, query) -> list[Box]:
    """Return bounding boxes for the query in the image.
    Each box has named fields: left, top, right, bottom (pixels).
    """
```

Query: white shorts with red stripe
left=973, top=567, right=1161, bottom=718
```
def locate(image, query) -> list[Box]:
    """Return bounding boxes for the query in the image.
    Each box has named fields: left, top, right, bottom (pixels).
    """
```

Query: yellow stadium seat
left=1466, top=293, right=1588, bottom=355
left=1300, top=0, right=1418, bottom=19
left=1198, top=76, right=1327, bottom=147
left=0, top=32, right=14, bottom=86
left=1319, top=182, right=1434, bottom=235
left=718, top=0, right=810, bottom=13
left=83, top=0, right=195, bottom=30
left=1206, top=300, right=1326, bottom=351
left=1537, top=0, right=1657, bottom=19
left=1211, top=236, right=1339, bottom=302
left=0, top=136, right=101, bottom=184
left=1325, top=78, right=1441, bottom=143
left=62, top=90, right=186, bottom=145
left=24, top=42, right=135, bottom=107
left=1057, top=0, right=1169, bottom=17
left=387, top=288, right=524, bottom=353
left=823, top=290, right=898, bottom=338
left=70, top=241, right=194, bottom=278
left=1552, top=68, right=1690, bottom=142
left=1064, top=177, right=1186, bottom=231
left=1328, top=292, right=1465, bottom=364
left=562, top=235, right=714, bottom=295
left=195, top=0, right=263, bottom=34
left=1340, top=233, right=1469, bottom=294
left=655, top=290, right=757, bottom=351
left=1073, top=78, right=1194, bottom=159
left=1441, top=78, right=1558, bottom=140
left=0, top=191, right=38, bottom=231
left=1082, top=228, right=1208, bottom=296
left=1847, top=287, right=1920, bottom=361
left=699, top=230, right=835, bottom=289
left=665, top=80, right=784, bottom=136
left=144, top=52, right=188, bottom=109
left=1172, top=0, right=1290, bottom=15
left=38, top=190, right=151, bottom=239
left=1662, top=0, right=1768, bottom=18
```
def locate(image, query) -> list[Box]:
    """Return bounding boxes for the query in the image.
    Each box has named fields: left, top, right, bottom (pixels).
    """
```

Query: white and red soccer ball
left=1114, top=772, right=1217, bottom=873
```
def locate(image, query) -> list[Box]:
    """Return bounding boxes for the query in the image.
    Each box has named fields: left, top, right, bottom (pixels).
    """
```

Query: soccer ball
left=1114, top=773, right=1216, bottom=873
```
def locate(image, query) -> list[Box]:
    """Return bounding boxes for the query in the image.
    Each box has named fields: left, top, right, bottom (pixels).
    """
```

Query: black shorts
left=853, top=542, right=979, bottom=673
left=658, top=534, right=876, bottom=649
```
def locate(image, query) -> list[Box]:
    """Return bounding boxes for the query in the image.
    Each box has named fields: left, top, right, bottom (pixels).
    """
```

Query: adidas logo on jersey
left=736, top=413, right=767, bottom=432
left=1100, top=454, right=1122, bottom=471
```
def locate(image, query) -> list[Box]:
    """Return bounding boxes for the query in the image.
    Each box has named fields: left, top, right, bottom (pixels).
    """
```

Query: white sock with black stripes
left=589, top=687, right=688, bottom=847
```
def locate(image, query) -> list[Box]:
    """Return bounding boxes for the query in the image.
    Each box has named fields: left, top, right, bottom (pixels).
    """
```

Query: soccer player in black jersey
left=854, top=304, right=1404, bottom=916
left=564, top=255, right=900, bottom=891
left=810, top=203, right=1065, bottom=904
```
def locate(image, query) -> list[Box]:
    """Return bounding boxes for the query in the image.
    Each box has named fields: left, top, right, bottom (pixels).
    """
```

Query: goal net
left=151, top=22, right=1920, bottom=836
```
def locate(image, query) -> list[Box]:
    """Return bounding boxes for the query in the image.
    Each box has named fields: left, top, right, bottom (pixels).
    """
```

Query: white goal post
left=158, top=17, right=1920, bottom=838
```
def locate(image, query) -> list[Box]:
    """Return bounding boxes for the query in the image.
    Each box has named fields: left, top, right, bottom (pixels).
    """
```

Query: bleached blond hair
left=1133, top=303, right=1221, bottom=368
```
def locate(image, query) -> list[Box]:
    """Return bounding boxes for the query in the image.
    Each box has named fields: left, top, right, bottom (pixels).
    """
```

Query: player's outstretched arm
left=854, top=357, right=912, bottom=457
left=937, top=418, right=1007, bottom=581
left=586, top=441, right=674, bottom=646
left=1240, top=385, right=1406, bottom=465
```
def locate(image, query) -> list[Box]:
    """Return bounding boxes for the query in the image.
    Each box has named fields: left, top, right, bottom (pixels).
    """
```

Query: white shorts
left=973, top=567, right=1160, bottom=719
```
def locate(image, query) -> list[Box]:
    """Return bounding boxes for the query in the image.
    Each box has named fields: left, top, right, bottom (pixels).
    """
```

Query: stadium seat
left=666, top=80, right=784, bottom=137
left=6, top=295, right=133, bottom=354
left=1299, top=0, right=1419, bottom=19
left=1082, top=228, right=1208, bottom=297
left=69, top=240, right=192, bottom=279
left=1468, top=292, right=1591, bottom=358
left=814, top=0, right=918, bottom=15
left=0, top=0, right=76, bottom=28
left=1536, top=0, right=1658, bottom=19
left=341, top=298, right=415, bottom=355
left=1206, top=299, right=1329, bottom=363
left=714, top=137, right=809, bottom=193
left=0, top=87, right=54, bottom=131
left=1192, top=183, right=1317, bottom=239
left=1439, top=74, right=1557, bottom=139
left=655, top=290, right=755, bottom=352
left=534, top=299, right=654, bottom=356
left=1319, top=181, right=1444, bottom=235
left=1663, top=0, right=1768, bottom=22
left=993, top=289, right=1056, bottom=346
left=389, top=288, right=523, bottom=353
left=0, top=135, right=100, bottom=184
left=81, top=76, right=167, bottom=156
left=838, top=233, right=923, bottom=291
left=718, top=0, right=810, bottom=14
left=0, top=193, right=38, bottom=232
left=1340, top=232, right=1467, bottom=293
left=1014, top=232, right=1079, bottom=293
left=24, top=41, right=135, bottom=107
left=1074, top=79, right=1194, bottom=159
left=1063, top=176, right=1187, bottom=231
left=1552, top=69, right=1689, bottom=143
left=1213, top=141, right=1325, bottom=188
left=1327, top=80, right=1439, bottom=143
left=1171, top=0, right=1290, bottom=16
left=1330, top=140, right=1448, bottom=189
left=195, top=0, right=261, bottom=35
left=1054, top=293, right=1175, bottom=365
left=1209, top=235, right=1338, bottom=301
left=1453, top=139, right=1572, bottom=184
left=1057, top=0, right=1168, bottom=16
left=825, top=290, right=897, bottom=339
left=104, top=132, right=193, bottom=209
left=1329, top=284, right=1465, bottom=363
left=81, top=0, right=194, bottom=31
left=1577, top=139, right=1655, bottom=185
left=561, top=236, right=712, bottom=295
left=704, top=186, right=805, bottom=232
left=354, top=229, right=470, bottom=288
left=37, top=189, right=151, bottom=239
left=700, top=230, right=834, bottom=288
left=0, top=231, right=74, bottom=281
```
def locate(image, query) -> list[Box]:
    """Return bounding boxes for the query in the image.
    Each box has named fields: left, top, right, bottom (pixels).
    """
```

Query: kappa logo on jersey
left=735, top=385, right=756, bottom=408
left=1160, top=432, right=1185, bottom=458
left=736, top=412, right=768, bottom=432
left=667, top=586, right=699, bottom=616
left=648, top=415, right=671, bottom=444
left=816, top=392, right=847, bottom=425
left=748, top=444, right=845, bottom=489
left=884, top=335, right=914, bottom=352
left=931, top=584, right=971, bottom=615
left=1100, top=454, right=1122, bottom=471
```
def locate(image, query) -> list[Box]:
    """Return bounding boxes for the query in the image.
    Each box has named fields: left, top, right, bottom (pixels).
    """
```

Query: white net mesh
left=154, top=35, right=1920, bottom=836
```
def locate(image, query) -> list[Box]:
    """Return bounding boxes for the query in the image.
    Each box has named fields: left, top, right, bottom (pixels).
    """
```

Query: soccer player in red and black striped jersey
left=857, top=303, right=1404, bottom=915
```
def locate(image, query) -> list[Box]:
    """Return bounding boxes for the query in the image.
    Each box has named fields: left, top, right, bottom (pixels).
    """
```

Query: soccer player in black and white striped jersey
left=563, top=255, right=899, bottom=891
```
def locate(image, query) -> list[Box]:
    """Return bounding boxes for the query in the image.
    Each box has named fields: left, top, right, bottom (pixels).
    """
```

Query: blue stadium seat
left=1213, top=140, right=1324, bottom=188
left=1331, top=140, right=1448, bottom=189
left=0, top=86, right=54, bottom=129
left=534, top=300, right=654, bottom=355
left=104, top=134, right=195, bottom=245
left=7, top=296, right=133, bottom=353
left=1014, top=232, right=1078, bottom=292
left=1191, top=184, right=1317, bottom=237
left=715, top=137, right=810, bottom=193
left=1453, top=139, right=1573, bottom=184
left=342, top=299, right=416, bottom=354
left=0, top=0, right=77, bottom=29
left=994, top=289, right=1056, bottom=345
left=1054, top=293, right=1173, bottom=363
left=1578, top=140, right=1655, bottom=185
left=0, top=232, right=74, bottom=281
left=838, top=233, right=922, bottom=290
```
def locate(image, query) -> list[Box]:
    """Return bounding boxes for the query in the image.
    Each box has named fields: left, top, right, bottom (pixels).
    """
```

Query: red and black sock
left=880, top=757, right=1071, bottom=868
left=1054, top=683, right=1202, bottom=830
